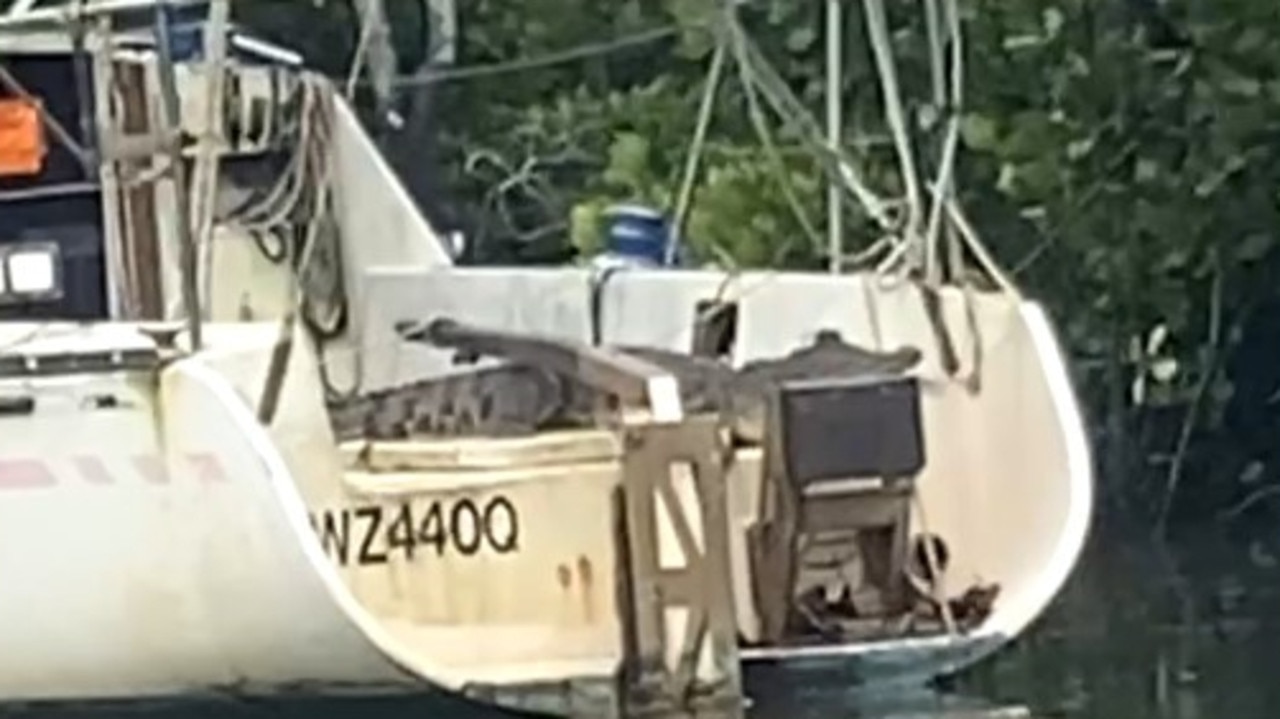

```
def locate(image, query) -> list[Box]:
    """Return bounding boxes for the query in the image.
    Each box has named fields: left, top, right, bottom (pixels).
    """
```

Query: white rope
left=861, top=0, right=925, bottom=265
left=919, top=0, right=968, bottom=285
left=942, top=0, right=966, bottom=283
left=212, top=73, right=351, bottom=339
left=223, top=79, right=319, bottom=234
left=719, top=6, right=899, bottom=234
left=940, top=196, right=1020, bottom=298
left=922, top=0, right=948, bottom=283
left=731, top=27, right=825, bottom=258
left=670, top=41, right=727, bottom=261
left=345, top=15, right=375, bottom=100
left=921, top=106, right=961, bottom=282
left=294, top=78, right=336, bottom=284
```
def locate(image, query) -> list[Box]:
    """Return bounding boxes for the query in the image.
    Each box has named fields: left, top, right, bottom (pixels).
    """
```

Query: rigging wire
left=729, top=19, right=825, bottom=260
left=669, top=41, right=727, bottom=262
left=922, top=0, right=951, bottom=284
left=861, top=0, right=926, bottom=274
left=377, top=25, right=679, bottom=89
left=716, top=9, right=900, bottom=236
left=288, top=1, right=1027, bottom=406
left=295, top=0, right=1020, bottom=386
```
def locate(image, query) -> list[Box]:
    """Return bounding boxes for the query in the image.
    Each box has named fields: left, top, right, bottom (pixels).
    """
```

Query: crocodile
left=327, top=324, right=922, bottom=444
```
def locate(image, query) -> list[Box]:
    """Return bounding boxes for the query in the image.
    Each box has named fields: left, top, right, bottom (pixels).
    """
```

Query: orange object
left=0, top=97, right=48, bottom=178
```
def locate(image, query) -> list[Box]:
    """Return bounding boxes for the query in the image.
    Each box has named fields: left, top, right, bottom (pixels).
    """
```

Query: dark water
left=5, top=523, right=1274, bottom=718
left=962, top=523, right=1280, bottom=719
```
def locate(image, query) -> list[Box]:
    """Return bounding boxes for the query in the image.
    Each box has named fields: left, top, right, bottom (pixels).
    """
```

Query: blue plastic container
left=603, top=204, right=672, bottom=267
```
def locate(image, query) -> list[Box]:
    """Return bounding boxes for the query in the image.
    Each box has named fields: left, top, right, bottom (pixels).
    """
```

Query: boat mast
left=389, top=0, right=456, bottom=229
left=148, top=0, right=206, bottom=349
left=188, top=0, right=230, bottom=341
left=349, top=0, right=396, bottom=126
left=825, top=0, right=844, bottom=274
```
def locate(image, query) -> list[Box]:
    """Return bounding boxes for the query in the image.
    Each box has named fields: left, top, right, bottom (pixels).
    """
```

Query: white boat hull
left=0, top=269, right=1092, bottom=714
left=0, top=328, right=416, bottom=701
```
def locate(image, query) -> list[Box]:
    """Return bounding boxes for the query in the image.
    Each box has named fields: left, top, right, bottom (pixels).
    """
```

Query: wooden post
left=616, top=417, right=743, bottom=719
left=116, top=60, right=165, bottom=319
left=149, top=0, right=201, bottom=349
left=88, top=15, right=131, bottom=319
left=188, top=0, right=229, bottom=319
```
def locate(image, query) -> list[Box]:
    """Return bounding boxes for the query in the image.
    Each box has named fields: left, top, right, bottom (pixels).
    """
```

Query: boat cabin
left=0, top=0, right=301, bottom=322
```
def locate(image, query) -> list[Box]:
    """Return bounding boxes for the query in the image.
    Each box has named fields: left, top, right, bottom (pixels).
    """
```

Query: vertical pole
left=427, top=0, right=458, bottom=65
left=826, top=0, right=844, bottom=274
left=69, top=9, right=97, bottom=168
left=151, top=0, right=202, bottom=349
left=923, top=0, right=951, bottom=284
left=351, top=0, right=396, bottom=140
left=190, top=0, right=229, bottom=320
left=395, top=0, right=456, bottom=236
left=88, top=14, right=130, bottom=318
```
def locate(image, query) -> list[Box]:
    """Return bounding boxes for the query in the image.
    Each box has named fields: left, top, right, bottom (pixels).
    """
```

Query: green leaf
left=995, top=163, right=1018, bottom=196
left=1157, top=249, right=1190, bottom=272
left=673, top=26, right=715, bottom=60
left=1236, top=233, right=1272, bottom=263
left=785, top=26, right=817, bottom=53
left=960, top=114, right=1000, bottom=152
left=1134, top=158, right=1160, bottom=183
left=603, top=132, right=652, bottom=191
left=1002, top=34, right=1043, bottom=52
left=1042, top=8, right=1065, bottom=39
left=570, top=200, right=606, bottom=255
left=1222, top=75, right=1262, bottom=98
left=1066, top=136, right=1096, bottom=162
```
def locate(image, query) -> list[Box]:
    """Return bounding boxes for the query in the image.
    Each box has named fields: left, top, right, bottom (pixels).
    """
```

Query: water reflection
left=746, top=683, right=1029, bottom=718
left=5, top=524, right=1275, bottom=718
left=963, top=524, right=1280, bottom=719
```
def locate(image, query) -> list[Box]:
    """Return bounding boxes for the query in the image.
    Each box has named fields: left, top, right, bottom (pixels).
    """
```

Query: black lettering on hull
left=310, top=495, right=522, bottom=567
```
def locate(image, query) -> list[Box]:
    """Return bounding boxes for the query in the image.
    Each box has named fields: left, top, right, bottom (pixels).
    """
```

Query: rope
left=941, top=0, right=966, bottom=284
left=382, top=25, right=679, bottom=89
left=920, top=0, right=966, bottom=286
left=251, top=74, right=361, bottom=409
left=731, top=27, right=825, bottom=260
left=861, top=0, right=925, bottom=271
left=218, top=73, right=353, bottom=363
left=921, top=0, right=946, bottom=284
left=909, top=494, right=957, bottom=635
left=669, top=41, right=727, bottom=263
left=717, top=6, right=899, bottom=235
left=222, top=80, right=317, bottom=236
left=920, top=110, right=961, bottom=283
left=345, top=13, right=376, bottom=100
left=219, top=74, right=353, bottom=344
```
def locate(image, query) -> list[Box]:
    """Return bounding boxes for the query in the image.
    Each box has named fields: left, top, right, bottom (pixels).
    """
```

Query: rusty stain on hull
left=576, top=555, right=595, bottom=624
